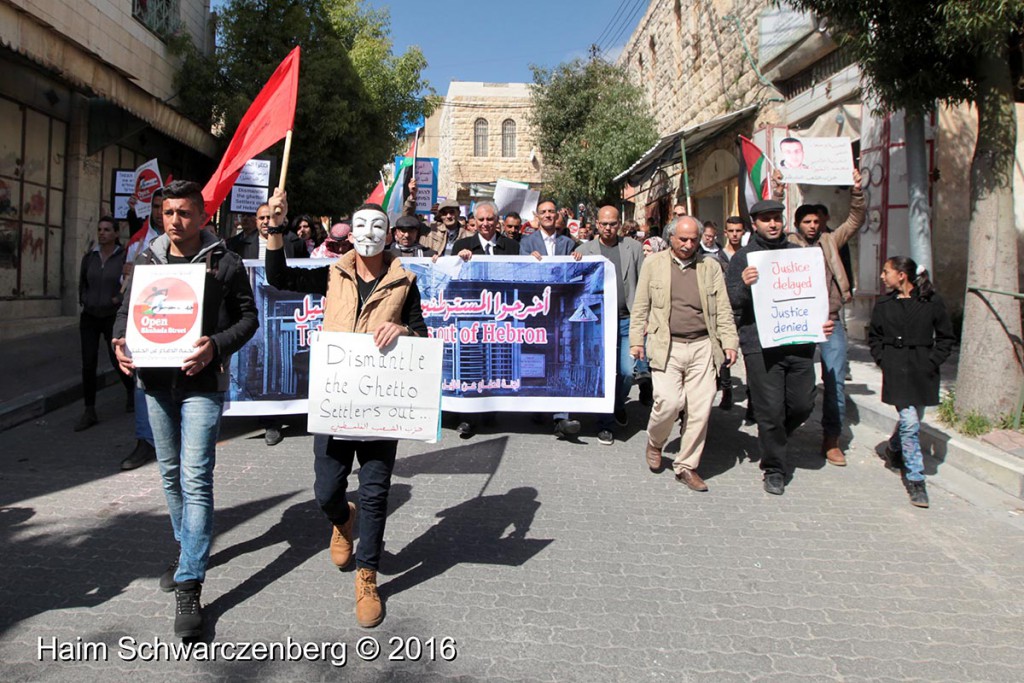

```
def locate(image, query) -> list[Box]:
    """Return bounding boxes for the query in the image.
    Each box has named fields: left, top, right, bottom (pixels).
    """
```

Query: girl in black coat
left=868, top=256, right=956, bottom=508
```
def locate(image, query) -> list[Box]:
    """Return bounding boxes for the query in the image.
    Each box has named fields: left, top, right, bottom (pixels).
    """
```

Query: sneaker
left=597, top=430, right=614, bottom=445
left=120, top=440, right=156, bottom=471
left=159, top=557, right=179, bottom=593
left=614, top=407, right=628, bottom=427
left=173, top=580, right=203, bottom=638
left=554, top=418, right=581, bottom=439
left=822, top=435, right=847, bottom=466
left=265, top=426, right=283, bottom=446
left=907, top=480, right=929, bottom=508
left=763, top=473, right=785, bottom=495
left=355, top=567, right=383, bottom=628
left=74, top=408, right=98, bottom=432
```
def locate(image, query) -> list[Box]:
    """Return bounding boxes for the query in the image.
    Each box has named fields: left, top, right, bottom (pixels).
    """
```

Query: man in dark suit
left=227, top=203, right=307, bottom=260
left=520, top=199, right=577, bottom=258
left=452, top=201, right=520, bottom=256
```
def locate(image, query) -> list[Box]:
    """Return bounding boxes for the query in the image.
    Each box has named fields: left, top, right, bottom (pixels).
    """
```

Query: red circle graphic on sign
left=135, top=169, right=161, bottom=206
left=132, top=277, right=200, bottom=344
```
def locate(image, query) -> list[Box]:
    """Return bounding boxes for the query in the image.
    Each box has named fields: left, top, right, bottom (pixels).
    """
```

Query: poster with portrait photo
left=776, top=136, right=855, bottom=186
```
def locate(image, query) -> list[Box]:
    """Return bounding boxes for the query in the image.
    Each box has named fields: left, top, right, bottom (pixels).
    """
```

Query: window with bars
left=501, top=119, right=516, bottom=157
left=473, top=118, right=488, bottom=157
left=133, top=0, right=181, bottom=39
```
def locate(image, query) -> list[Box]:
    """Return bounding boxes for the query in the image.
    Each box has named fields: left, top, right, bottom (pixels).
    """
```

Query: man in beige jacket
left=630, top=216, right=739, bottom=492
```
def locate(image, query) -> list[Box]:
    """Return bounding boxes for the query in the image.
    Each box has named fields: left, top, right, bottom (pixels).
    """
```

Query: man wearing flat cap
left=390, top=215, right=436, bottom=258
left=422, top=199, right=461, bottom=255
left=726, top=199, right=835, bottom=496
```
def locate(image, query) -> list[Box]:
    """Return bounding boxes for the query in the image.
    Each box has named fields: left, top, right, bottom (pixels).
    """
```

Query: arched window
left=501, top=119, right=517, bottom=157
left=474, top=118, right=488, bottom=156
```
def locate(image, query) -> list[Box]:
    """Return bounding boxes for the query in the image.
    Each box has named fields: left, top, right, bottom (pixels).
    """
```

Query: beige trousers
left=646, top=337, right=717, bottom=473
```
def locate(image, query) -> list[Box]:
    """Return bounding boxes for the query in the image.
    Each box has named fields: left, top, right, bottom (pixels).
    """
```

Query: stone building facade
left=0, top=0, right=216, bottom=339
left=615, top=0, right=1023, bottom=336
left=437, top=82, right=543, bottom=206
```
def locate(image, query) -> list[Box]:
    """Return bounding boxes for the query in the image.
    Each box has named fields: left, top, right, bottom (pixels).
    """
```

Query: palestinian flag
left=737, top=135, right=771, bottom=223
left=383, top=156, right=414, bottom=221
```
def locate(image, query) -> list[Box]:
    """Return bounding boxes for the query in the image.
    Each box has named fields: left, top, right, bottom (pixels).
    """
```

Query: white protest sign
left=776, top=136, right=855, bottom=186
left=236, top=159, right=272, bottom=187
left=308, top=332, right=444, bottom=442
left=114, top=170, right=136, bottom=195
left=132, top=159, right=163, bottom=219
left=113, top=195, right=132, bottom=221
left=230, top=185, right=270, bottom=213
left=748, top=247, right=828, bottom=348
left=493, top=179, right=530, bottom=214
left=125, top=264, right=205, bottom=367
left=414, top=158, right=438, bottom=213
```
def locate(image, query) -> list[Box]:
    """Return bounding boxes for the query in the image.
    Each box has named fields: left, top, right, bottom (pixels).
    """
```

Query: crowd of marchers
left=73, top=168, right=954, bottom=640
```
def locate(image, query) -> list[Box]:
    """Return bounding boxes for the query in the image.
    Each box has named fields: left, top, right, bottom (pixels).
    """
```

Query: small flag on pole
left=737, top=135, right=772, bottom=222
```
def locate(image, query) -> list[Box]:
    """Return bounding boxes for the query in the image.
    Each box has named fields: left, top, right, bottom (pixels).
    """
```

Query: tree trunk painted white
left=955, top=49, right=1024, bottom=418
left=905, top=113, right=933, bottom=274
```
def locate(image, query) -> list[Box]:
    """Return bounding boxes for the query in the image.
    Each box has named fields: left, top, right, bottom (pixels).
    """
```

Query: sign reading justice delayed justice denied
left=307, top=332, right=444, bottom=443
left=125, top=264, right=206, bottom=367
left=747, top=247, right=829, bottom=349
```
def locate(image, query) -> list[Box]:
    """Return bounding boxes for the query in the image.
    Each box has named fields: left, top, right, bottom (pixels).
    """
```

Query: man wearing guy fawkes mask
left=265, top=195, right=427, bottom=629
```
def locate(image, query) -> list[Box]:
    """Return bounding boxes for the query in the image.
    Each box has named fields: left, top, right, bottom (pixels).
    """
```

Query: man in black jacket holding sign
left=725, top=199, right=834, bottom=496
left=112, top=180, right=258, bottom=639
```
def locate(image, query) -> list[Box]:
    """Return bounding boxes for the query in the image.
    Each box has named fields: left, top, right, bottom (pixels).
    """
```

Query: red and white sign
left=126, top=264, right=205, bottom=367
left=132, top=159, right=163, bottom=219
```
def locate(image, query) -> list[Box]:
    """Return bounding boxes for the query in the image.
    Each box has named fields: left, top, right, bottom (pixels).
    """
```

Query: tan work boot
left=355, top=567, right=384, bottom=628
left=330, top=502, right=357, bottom=568
left=823, top=435, right=847, bottom=466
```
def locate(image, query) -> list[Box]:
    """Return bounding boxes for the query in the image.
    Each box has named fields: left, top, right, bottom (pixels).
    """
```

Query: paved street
left=2, top=383, right=1023, bottom=683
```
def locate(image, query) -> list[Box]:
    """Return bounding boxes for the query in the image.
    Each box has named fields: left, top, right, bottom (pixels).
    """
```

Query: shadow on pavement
left=0, top=492, right=298, bottom=638
left=378, top=486, right=552, bottom=599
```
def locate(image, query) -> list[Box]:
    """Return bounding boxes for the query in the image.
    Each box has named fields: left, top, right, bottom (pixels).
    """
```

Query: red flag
left=202, top=47, right=301, bottom=217
left=365, top=179, right=386, bottom=205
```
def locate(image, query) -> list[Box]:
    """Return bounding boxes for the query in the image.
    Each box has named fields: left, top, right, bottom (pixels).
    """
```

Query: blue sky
left=368, top=0, right=645, bottom=94
left=212, top=0, right=646, bottom=95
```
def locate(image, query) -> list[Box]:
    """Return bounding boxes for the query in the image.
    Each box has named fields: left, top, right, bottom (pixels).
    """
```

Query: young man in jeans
left=113, top=180, right=258, bottom=638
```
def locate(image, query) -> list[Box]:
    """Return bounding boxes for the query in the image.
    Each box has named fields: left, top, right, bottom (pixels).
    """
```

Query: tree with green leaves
left=784, top=0, right=1023, bottom=419
left=530, top=58, right=658, bottom=206
left=172, top=0, right=431, bottom=216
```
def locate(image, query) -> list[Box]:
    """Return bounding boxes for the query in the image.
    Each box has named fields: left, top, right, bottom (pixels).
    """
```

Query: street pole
left=905, top=112, right=932, bottom=274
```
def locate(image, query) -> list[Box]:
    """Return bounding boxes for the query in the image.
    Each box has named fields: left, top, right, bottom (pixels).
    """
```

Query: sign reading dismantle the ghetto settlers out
left=125, top=264, right=206, bottom=367
left=747, top=247, right=829, bottom=348
left=307, top=331, right=444, bottom=443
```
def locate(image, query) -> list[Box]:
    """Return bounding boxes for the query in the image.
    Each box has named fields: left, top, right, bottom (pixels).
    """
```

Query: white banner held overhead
left=776, top=136, right=855, bottom=186
left=307, top=332, right=444, bottom=443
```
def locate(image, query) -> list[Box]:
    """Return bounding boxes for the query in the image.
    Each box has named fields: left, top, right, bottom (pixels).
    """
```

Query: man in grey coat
left=573, top=204, right=644, bottom=445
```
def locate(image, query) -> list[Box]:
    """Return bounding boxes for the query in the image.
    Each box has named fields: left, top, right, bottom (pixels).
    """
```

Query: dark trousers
left=312, top=436, right=397, bottom=570
left=744, top=346, right=816, bottom=475
left=80, top=311, right=133, bottom=407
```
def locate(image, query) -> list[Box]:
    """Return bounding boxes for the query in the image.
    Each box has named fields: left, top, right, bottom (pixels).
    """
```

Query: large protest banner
left=223, top=256, right=617, bottom=416
left=307, top=332, right=444, bottom=442
left=747, top=247, right=829, bottom=348
left=404, top=255, right=616, bottom=413
left=775, top=136, right=855, bottom=186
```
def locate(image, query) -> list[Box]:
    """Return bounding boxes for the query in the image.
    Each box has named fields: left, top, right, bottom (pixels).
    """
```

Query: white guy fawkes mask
left=351, top=208, right=388, bottom=257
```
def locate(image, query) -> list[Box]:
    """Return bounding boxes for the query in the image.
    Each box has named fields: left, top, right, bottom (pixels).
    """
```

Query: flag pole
left=275, top=129, right=293, bottom=215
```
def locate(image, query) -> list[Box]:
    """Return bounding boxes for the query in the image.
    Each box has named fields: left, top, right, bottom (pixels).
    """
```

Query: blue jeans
left=145, top=390, right=224, bottom=583
left=135, top=385, right=153, bottom=445
left=599, top=317, right=635, bottom=430
left=889, top=405, right=926, bottom=482
left=819, top=318, right=847, bottom=438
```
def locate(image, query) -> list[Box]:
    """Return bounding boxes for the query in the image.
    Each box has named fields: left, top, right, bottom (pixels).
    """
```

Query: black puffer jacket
left=114, top=231, right=258, bottom=393
left=868, top=290, right=956, bottom=407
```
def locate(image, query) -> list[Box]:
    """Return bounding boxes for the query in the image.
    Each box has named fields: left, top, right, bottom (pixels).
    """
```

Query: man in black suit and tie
left=452, top=201, right=519, bottom=257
